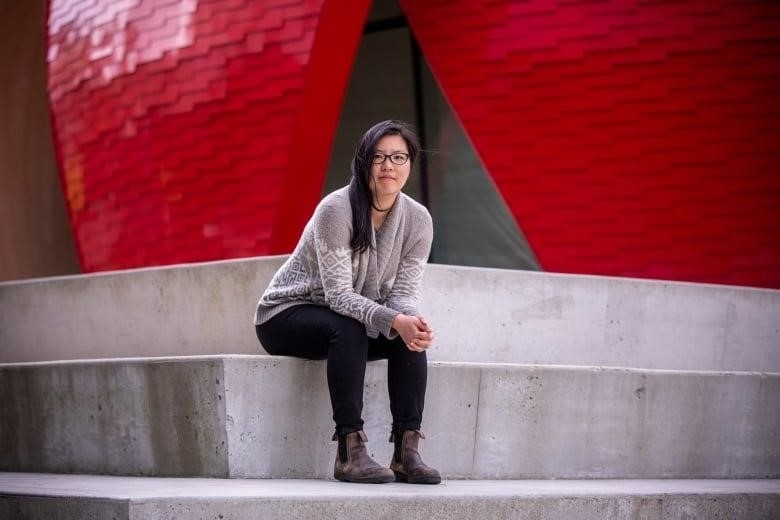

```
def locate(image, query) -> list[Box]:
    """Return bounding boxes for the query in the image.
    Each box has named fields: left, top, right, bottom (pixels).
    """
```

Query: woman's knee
left=256, top=323, right=285, bottom=355
left=390, top=336, right=426, bottom=357
left=328, top=313, right=368, bottom=347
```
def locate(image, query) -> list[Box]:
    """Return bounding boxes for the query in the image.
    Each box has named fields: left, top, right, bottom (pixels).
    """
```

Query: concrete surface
left=421, top=262, right=780, bottom=372
left=1, top=473, right=779, bottom=520
left=2, top=355, right=778, bottom=479
left=0, top=357, right=230, bottom=477
left=0, top=257, right=284, bottom=364
left=1, top=257, right=779, bottom=371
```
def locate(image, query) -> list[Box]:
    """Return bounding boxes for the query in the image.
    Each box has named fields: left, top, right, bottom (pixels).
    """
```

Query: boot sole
left=335, top=473, right=395, bottom=484
left=392, top=470, right=441, bottom=485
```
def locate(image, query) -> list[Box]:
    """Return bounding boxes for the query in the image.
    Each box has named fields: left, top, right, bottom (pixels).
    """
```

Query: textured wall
left=403, top=0, right=780, bottom=288
left=45, top=0, right=780, bottom=289
left=47, top=0, right=370, bottom=271
left=0, top=1, right=79, bottom=281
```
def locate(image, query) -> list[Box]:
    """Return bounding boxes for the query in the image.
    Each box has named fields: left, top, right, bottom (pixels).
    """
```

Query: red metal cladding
left=47, top=0, right=780, bottom=288
left=47, top=0, right=370, bottom=271
left=403, top=0, right=780, bottom=288
left=269, top=0, right=372, bottom=253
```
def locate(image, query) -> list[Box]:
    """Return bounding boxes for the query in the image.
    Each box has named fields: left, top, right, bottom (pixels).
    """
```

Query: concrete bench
left=2, top=257, right=778, bottom=371
left=2, top=355, right=777, bottom=479
left=3, top=474, right=779, bottom=520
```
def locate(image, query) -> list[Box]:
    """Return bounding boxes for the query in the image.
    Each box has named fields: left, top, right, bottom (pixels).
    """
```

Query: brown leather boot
left=332, top=430, right=394, bottom=483
left=389, top=430, right=441, bottom=484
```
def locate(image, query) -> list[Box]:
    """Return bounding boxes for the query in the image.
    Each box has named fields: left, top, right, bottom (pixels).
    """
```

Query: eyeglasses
left=372, top=152, right=409, bottom=165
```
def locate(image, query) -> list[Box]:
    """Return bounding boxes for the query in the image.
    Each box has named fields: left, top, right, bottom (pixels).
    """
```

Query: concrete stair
left=2, top=356, right=778, bottom=479
left=2, top=257, right=778, bottom=372
left=2, top=473, right=779, bottom=519
left=1, top=256, right=779, bottom=518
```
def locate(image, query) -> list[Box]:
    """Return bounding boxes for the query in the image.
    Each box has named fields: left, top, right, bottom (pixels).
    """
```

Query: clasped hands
left=392, top=314, right=434, bottom=352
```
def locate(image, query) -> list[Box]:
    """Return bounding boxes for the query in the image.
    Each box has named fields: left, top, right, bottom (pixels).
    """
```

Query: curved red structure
left=403, top=0, right=780, bottom=288
left=47, top=0, right=370, bottom=270
left=47, top=0, right=780, bottom=289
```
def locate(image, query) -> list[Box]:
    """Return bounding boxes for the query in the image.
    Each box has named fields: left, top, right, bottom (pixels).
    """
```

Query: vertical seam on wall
left=470, top=366, right=483, bottom=476
left=220, top=357, right=230, bottom=478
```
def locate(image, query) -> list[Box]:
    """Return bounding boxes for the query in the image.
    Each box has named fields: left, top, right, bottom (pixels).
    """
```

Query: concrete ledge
left=0, top=357, right=230, bottom=477
left=1, top=257, right=778, bottom=371
left=2, top=473, right=779, bottom=520
left=2, top=356, right=778, bottom=479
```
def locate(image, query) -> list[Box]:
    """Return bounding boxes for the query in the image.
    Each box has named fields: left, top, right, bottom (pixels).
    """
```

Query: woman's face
left=369, top=134, right=411, bottom=203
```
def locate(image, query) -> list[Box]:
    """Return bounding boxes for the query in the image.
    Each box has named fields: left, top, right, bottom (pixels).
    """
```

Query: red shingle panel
left=47, top=0, right=357, bottom=271
left=403, top=0, right=780, bottom=288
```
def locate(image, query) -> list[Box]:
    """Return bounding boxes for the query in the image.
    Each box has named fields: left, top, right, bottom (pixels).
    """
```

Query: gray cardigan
left=254, top=186, right=433, bottom=338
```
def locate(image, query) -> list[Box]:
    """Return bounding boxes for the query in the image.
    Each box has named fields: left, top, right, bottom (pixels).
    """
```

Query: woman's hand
left=392, top=314, right=435, bottom=352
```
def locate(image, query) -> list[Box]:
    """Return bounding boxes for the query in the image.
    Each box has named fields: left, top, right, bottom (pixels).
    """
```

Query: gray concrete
left=0, top=257, right=284, bottom=364
left=2, top=356, right=778, bottom=479
left=2, top=256, right=779, bottom=371
left=2, top=473, right=779, bottom=519
left=421, top=263, right=780, bottom=372
left=0, top=357, right=230, bottom=477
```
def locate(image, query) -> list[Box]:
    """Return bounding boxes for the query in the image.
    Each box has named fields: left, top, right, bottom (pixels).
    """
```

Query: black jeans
left=256, top=304, right=427, bottom=437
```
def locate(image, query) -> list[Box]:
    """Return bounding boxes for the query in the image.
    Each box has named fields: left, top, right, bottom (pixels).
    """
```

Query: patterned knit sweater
left=254, top=186, right=433, bottom=339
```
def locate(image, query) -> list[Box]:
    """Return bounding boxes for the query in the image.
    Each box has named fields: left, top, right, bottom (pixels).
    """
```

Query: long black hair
left=348, top=120, right=421, bottom=253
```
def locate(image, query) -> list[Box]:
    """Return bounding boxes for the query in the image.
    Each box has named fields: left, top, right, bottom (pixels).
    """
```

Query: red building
left=41, top=0, right=780, bottom=288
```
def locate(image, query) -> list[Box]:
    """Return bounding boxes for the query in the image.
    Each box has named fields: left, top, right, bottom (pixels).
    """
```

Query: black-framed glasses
left=372, top=152, right=409, bottom=165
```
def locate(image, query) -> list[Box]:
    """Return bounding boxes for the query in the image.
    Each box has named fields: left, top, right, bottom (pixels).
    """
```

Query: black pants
left=255, top=304, right=427, bottom=437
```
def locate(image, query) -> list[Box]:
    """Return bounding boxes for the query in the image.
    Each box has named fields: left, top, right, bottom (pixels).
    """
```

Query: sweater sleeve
left=384, top=209, right=433, bottom=316
left=313, top=201, right=399, bottom=337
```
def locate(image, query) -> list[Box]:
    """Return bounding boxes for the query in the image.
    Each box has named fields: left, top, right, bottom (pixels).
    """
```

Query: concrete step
left=2, top=355, right=777, bottom=479
left=2, top=257, right=778, bottom=371
left=1, top=473, right=778, bottom=519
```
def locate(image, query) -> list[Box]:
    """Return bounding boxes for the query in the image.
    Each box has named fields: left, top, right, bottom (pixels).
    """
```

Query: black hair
left=348, top=120, right=420, bottom=253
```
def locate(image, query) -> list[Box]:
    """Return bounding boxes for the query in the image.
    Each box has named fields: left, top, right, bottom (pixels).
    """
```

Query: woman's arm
left=384, top=211, right=433, bottom=317
left=313, top=201, right=399, bottom=336
left=385, top=210, right=435, bottom=350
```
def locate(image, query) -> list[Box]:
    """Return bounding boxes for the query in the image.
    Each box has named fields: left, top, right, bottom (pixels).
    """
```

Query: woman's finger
left=412, top=338, right=431, bottom=349
left=408, top=339, right=427, bottom=351
left=416, top=331, right=433, bottom=342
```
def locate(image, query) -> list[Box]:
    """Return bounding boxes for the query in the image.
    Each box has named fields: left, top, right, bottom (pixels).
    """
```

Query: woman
left=254, top=120, right=440, bottom=484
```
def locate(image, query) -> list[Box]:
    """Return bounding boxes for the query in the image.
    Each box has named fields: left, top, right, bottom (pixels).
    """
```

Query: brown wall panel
left=0, top=0, right=80, bottom=281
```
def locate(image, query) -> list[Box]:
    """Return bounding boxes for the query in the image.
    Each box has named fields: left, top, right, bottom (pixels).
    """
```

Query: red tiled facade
left=47, top=0, right=780, bottom=288
left=47, top=0, right=371, bottom=270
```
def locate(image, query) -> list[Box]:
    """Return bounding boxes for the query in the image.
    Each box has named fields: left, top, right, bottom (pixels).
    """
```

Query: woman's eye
left=392, top=154, right=406, bottom=162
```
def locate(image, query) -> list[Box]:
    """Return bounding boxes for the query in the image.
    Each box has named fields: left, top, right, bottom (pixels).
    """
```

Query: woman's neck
left=373, top=193, right=397, bottom=212
left=371, top=194, right=397, bottom=230
left=371, top=210, right=385, bottom=231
